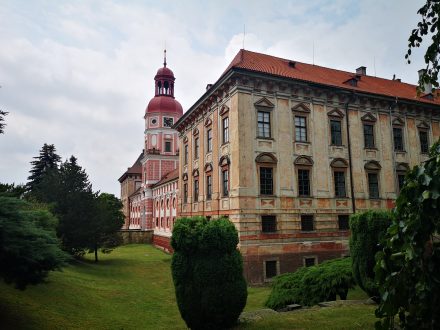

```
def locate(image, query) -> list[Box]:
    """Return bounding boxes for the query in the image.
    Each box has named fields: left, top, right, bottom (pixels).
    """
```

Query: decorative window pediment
left=193, top=128, right=199, bottom=136
left=417, top=121, right=430, bottom=130
left=192, top=169, right=199, bottom=177
left=392, top=117, right=405, bottom=126
left=204, top=117, right=212, bottom=127
left=330, top=158, right=348, bottom=168
left=254, top=97, right=275, bottom=110
left=219, top=104, right=230, bottom=116
left=183, top=136, right=188, bottom=143
left=364, top=160, right=381, bottom=171
left=327, top=108, right=344, bottom=119
left=219, top=155, right=231, bottom=167
left=396, top=162, right=409, bottom=173
left=204, top=163, right=213, bottom=173
left=292, top=103, right=311, bottom=113
left=361, top=112, right=377, bottom=122
left=255, top=152, right=277, bottom=164
left=294, top=155, right=313, bottom=166
left=182, top=173, right=188, bottom=181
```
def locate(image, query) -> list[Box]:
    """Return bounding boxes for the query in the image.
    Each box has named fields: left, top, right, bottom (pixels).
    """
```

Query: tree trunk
left=94, top=244, right=98, bottom=262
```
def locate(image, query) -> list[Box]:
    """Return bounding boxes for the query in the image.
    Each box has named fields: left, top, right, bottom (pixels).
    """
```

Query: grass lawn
left=0, top=244, right=375, bottom=329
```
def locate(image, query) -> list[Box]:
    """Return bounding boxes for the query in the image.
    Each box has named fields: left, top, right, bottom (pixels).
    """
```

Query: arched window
left=365, top=161, right=381, bottom=199
left=256, top=153, right=277, bottom=196
left=294, top=156, right=313, bottom=197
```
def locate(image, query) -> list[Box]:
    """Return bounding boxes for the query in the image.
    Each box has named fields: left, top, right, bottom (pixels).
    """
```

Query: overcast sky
left=0, top=0, right=428, bottom=195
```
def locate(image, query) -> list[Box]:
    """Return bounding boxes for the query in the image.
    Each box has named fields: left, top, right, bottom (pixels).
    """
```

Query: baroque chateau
left=119, top=49, right=440, bottom=284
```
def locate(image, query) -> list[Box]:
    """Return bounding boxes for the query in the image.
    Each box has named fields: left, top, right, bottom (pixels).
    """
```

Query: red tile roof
left=152, top=168, right=179, bottom=188
left=223, top=49, right=440, bottom=105
left=118, top=152, right=143, bottom=182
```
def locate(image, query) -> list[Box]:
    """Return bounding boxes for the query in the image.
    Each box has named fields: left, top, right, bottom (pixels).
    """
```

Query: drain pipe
left=345, top=94, right=356, bottom=214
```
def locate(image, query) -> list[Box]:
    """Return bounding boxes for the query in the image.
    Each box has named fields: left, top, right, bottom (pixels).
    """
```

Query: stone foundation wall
left=153, top=234, right=173, bottom=253
left=119, top=229, right=153, bottom=244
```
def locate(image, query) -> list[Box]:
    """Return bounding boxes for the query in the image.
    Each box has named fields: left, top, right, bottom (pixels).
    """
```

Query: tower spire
left=163, top=49, right=167, bottom=67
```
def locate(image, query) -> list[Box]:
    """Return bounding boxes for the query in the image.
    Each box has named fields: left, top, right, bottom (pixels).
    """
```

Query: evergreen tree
left=0, top=110, right=8, bottom=134
left=89, top=193, right=124, bottom=262
left=0, top=196, right=68, bottom=290
left=55, top=156, right=96, bottom=256
left=26, top=144, right=61, bottom=194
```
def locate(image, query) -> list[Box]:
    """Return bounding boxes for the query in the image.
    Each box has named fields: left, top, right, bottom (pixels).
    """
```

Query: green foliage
left=171, top=217, right=247, bottom=330
left=26, top=143, right=61, bottom=194
left=349, top=210, right=392, bottom=300
left=0, top=183, right=26, bottom=198
left=406, top=0, right=440, bottom=91
left=265, top=257, right=354, bottom=310
left=375, top=141, right=440, bottom=329
left=0, top=196, right=68, bottom=290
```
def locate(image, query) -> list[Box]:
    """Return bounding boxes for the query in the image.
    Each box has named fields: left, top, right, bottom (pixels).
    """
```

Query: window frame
left=163, top=116, right=174, bottom=128
left=206, top=174, right=212, bottom=200
left=419, top=129, right=429, bottom=154
left=297, top=168, right=311, bottom=197
left=338, top=214, right=350, bottom=230
left=294, top=115, right=307, bottom=142
left=363, top=123, right=375, bottom=149
left=222, top=116, right=229, bottom=144
left=367, top=172, right=380, bottom=199
left=334, top=170, right=346, bottom=198
left=393, top=126, right=404, bottom=152
left=183, top=182, right=188, bottom=204
left=257, top=110, right=271, bottom=138
left=184, top=144, right=188, bottom=165
left=193, top=178, right=199, bottom=202
left=259, top=166, right=274, bottom=195
left=262, top=215, right=277, bottom=233
left=164, top=140, right=172, bottom=153
left=194, top=137, right=199, bottom=160
left=264, top=260, right=278, bottom=280
left=221, top=169, right=229, bottom=197
left=301, top=214, right=314, bottom=232
left=207, top=128, right=213, bottom=153
left=330, top=119, right=343, bottom=146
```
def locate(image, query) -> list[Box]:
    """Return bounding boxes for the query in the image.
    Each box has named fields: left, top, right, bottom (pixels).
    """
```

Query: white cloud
left=0, top=0, right=429, bottom=195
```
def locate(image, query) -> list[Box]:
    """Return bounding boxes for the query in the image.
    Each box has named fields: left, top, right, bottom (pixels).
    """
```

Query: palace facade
left=174, top=50, right=440, bottom=284
left=120, top=50, right=440, bottom=284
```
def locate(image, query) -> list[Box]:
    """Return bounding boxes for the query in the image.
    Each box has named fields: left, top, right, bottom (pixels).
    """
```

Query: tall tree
left=0, top=195, right=68, bottom=290
left=26, top=144, right=61, bottom=194
left=406, top=0, right=440, bottom=90
left=55, top=156, right=96, bottom=256
left=0, top=110, right=8, bottom=134
left=89, top=193, right=125, bottom=262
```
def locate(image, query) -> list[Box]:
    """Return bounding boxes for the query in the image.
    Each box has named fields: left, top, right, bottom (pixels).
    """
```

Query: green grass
left=0, top=245, right=375, bottom=329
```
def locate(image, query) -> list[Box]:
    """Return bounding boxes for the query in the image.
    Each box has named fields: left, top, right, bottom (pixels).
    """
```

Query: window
left=207, top=129, right=212, bottom=152
left=363, top=124, right=375, bottom=148
left=368, top=173, right=379, bottom=199
left=265, top=260, right=277, bottom=279
left=260, top=167, right=273, bottom=195
left=262, top=215, right=277, bottom=233
left=334, top=171, right=346, bottom=197
left=304, top=257, right=316, bottom=267
left=301, top=214, right=314, bottom=231
left=338, top=215, right=349, bottom=230
left=330, top=120, right=342, bottom=145
left=184, top=144, right=188, bottom=165
left=183, top=183, right=188, bottom=203
left=206, top=175, right=212, bottom=200
left=194, top=137, right=199, bottom=159
left=165, top=141, right=172, bottom=152
left=222, top=169, right=229, bottom=197
left=163, top=117, right=174, bottom=127
left=295, top=116, right=307, bottom=142
left=393, top=127, right=404, bottom=151
left=419, top=130, right=429, bottom=153
left=398, top=174, right=405, bottom=192
left=257, top=111, right=271, bottom=138
left=298, top=169, right=310, bottom=196
left=222, top=117, right=229, bottom=143
left=194, top=178, right=199, bottom=202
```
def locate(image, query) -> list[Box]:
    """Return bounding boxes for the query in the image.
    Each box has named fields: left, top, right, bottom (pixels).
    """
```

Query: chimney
left=288, top=61, right=296, bottom=68
left=206, top=84, right=213, bottom=91
left=418, top=69, right=432, bottom=94
left=356, top=66, right=366, bottom=76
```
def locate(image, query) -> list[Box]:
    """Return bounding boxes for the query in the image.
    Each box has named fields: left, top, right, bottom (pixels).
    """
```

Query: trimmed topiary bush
left=265, top=257, right=354, bottom=309
left=349, top=210, right=392, bottom=300
left=171, top=217, right=247, bottom=330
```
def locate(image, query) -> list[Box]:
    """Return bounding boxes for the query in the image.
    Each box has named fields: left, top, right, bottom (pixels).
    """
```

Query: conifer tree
left=26, top=143, right=61, bottom=194
left=0, top=110, right=8, bottom=134
left=55, top=156, right=96, bottom=256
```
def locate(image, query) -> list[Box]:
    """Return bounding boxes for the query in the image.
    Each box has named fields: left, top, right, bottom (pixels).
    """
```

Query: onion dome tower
left=140, top=50, right=182, bottom=231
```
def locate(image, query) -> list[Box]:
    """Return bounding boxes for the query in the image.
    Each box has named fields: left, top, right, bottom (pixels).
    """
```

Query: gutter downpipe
left=345, top=93, right=356, bottom=214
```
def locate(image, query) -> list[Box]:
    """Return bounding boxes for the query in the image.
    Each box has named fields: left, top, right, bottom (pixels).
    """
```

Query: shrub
left=349, top=210, right=392, bottom=300
left=171, top=217, right=247, bottom=330
left=265, top=257, right=354, bottom=309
